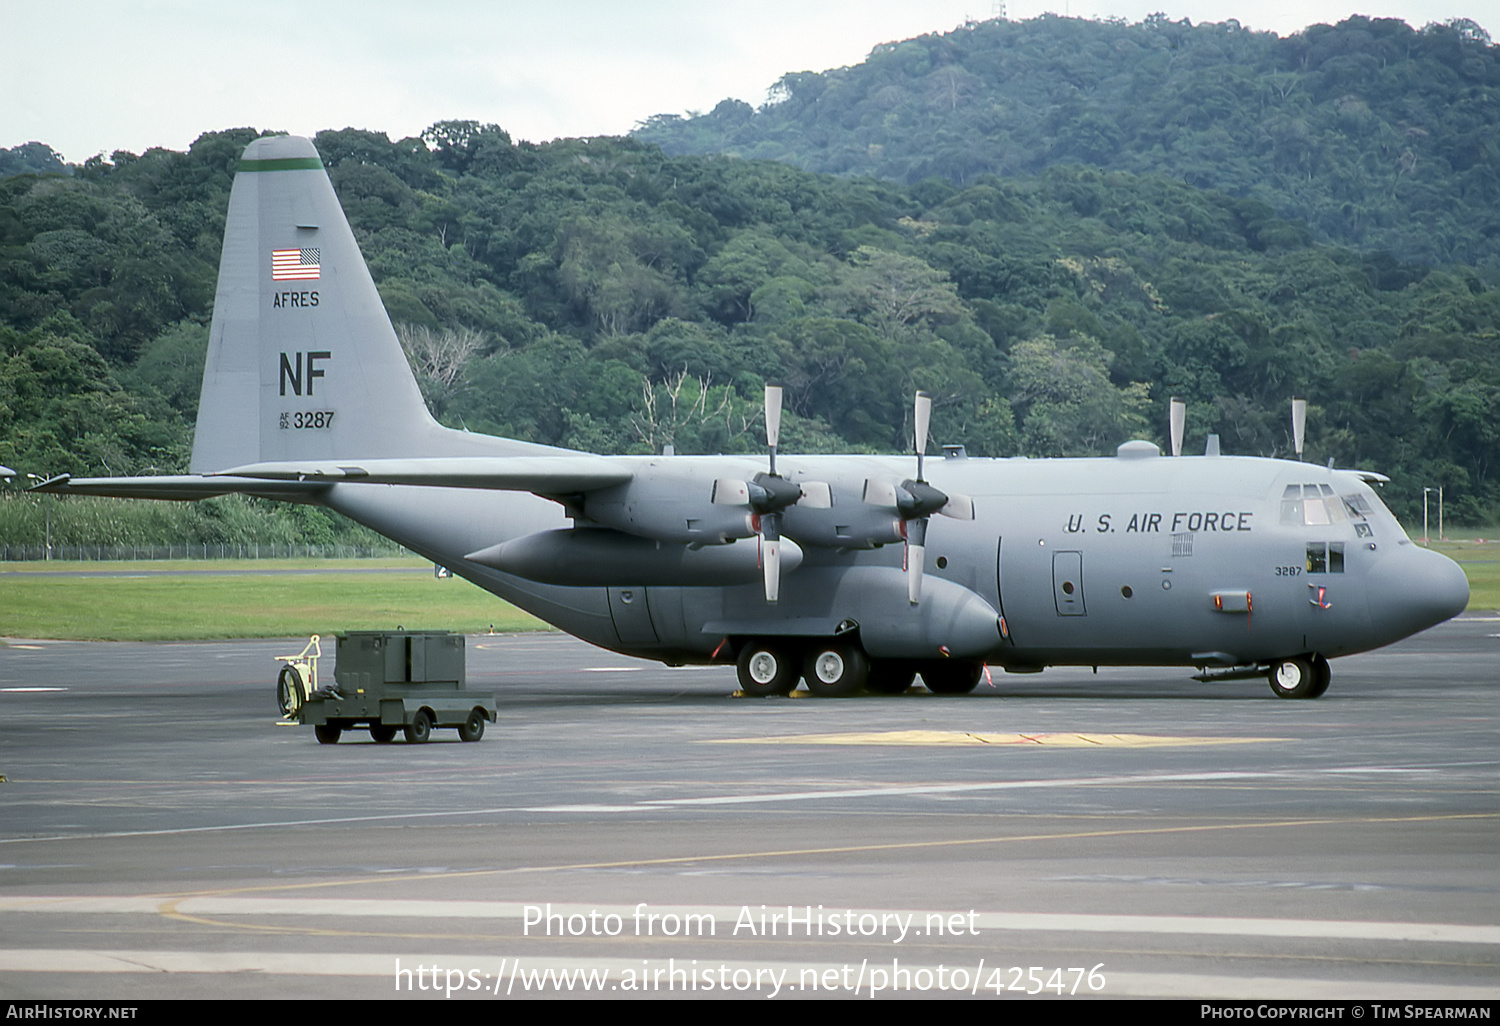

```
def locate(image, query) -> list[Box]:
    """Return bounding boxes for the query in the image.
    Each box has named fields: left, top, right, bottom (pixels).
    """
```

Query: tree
left=833, top=246, right=965, bottom=341
left=1008, top=333, right=1151, bottom=456
left=396, top=324, right=485, bottom=421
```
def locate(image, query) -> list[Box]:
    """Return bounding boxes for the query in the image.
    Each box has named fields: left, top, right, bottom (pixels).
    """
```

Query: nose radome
left=1367, top=544, right=1469, bottom=642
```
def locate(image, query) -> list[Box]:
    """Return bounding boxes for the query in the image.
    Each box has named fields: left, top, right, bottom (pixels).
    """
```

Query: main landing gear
left=1267, top=654, right=1331, bottom=699
left=734, top=638, right=984, bottom=697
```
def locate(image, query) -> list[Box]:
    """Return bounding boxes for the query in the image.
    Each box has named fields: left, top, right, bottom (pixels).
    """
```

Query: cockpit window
left=1284, top=482, right=1400, bottom=539
left=1304, top=496, right=1330, bottom=525
left=1282, top=483, right=1345, bottom=526
left=1306, top=542, right=1326, bottom=573
left=1307, top=542, right=1345, bottom=573
left=1280, top=485, right=1302, bottom=526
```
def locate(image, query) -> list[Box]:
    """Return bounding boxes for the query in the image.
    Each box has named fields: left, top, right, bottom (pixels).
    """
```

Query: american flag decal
left=272, top=248, right=320, bottom=281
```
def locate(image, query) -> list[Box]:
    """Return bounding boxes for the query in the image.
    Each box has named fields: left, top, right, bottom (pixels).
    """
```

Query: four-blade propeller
left=861, top=392, right=974, bottom=604
left=710, top=386, right=829, bottom=603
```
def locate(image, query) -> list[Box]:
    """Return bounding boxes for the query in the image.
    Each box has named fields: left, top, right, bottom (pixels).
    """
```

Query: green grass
left=0, top=557, right=422, bottom=574
left=0, top=559, right=547, bottom=641
left=1425, top=536, right=1500, bottom=613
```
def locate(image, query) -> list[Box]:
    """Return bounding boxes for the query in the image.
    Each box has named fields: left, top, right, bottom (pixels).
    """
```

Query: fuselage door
left=995, top=535, right=1016, bottom=644
left=1053, top=550, right=1086, bottom=616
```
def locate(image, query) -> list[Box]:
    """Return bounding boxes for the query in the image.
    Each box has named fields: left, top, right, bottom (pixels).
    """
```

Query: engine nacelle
left=583, top=477, right=757, bottom=544
left=780, top=501, right=905, bottom=549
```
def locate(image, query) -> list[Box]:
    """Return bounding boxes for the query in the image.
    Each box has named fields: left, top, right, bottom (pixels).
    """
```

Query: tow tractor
left=276, top=630, right=496, bottom=744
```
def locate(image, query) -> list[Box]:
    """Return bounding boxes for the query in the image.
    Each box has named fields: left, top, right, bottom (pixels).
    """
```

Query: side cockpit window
left=1306, top=542, right=1345, bottom=573
left=1342, top=492, right=1376, bottom=538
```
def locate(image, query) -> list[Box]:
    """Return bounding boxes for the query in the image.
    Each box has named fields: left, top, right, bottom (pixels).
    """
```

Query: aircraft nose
left=1366, top=544, right=1469, bottom=641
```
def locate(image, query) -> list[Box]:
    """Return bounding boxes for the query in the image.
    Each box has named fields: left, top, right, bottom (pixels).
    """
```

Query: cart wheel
left=370, top=724, right=398, bottom=743
left=458, top=708, right=486, bottom=742
left=405, top=709, right=433, bottom=744
left=277, top=665, right=306, bottom=717
left=314, top=723, right=341, bottom=745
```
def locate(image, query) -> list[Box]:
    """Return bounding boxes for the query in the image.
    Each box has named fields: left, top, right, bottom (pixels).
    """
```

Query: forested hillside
left=636, top=15, right=1500, bottom=269
left=2, top=115, right=1496, bottom=534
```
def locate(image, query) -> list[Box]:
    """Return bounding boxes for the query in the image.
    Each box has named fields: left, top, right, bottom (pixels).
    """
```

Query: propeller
left=864, top=392, right=975, bottom=604
left=1291, top=397, right=1307, bottom=461
left=710, top=385, right=826, bottom=602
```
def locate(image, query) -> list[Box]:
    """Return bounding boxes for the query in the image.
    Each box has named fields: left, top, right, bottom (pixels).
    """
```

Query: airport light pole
left=1422, top=487, right=1433, bottom=545
left=25, top=473, right=51, bottom=560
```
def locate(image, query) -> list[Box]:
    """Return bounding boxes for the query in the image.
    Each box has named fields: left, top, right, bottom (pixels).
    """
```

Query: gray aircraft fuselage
left=322, top=446, right=1462, bottom=673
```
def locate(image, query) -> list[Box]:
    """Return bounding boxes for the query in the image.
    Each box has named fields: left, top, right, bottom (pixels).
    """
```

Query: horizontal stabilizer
left=215, top=457, right=633, bottom=495
left=30, top=474, right=331, bottom=501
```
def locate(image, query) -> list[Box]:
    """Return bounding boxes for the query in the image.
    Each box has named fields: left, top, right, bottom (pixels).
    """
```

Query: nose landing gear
left=1268, top=654, right=1331, bottom=699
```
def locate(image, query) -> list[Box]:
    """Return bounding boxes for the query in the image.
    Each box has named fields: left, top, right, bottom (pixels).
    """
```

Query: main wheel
left=802, top=642, right=869, bottom=698
left=1268, top=657, right=1317, bottom=699
left=736, top=642, right=799, bottom=696
left=370, top=724, right=398, bottom=743
left=314, top=723, right=341, bottom=744
left=277, top=665, right=305, bottom=717
left=866, top=660, right=918, bottom=695
left=458, top=708, right=487, bottom=742
left=922, top=661, right=984, bottom=695
left=1308, top=655, right=1331, bottom=698
left=405, top=709, right=433, bottom=743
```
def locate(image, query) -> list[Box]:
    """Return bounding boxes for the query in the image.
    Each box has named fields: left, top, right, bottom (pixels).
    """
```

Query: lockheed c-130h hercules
left=37, top=135, right=1470, bottom=699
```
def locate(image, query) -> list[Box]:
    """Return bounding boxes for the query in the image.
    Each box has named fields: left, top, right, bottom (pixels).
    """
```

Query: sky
left=3, top=0, right=1493, bottom=163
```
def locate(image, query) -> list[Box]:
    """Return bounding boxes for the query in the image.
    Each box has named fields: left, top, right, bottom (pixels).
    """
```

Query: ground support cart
left=277, top=630, right=496, bottom=744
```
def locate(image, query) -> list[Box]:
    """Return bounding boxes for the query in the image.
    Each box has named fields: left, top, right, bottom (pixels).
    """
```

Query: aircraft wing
left=214, top=457, right=634, bottom=496
left=31, top=474, right=333, bottom=501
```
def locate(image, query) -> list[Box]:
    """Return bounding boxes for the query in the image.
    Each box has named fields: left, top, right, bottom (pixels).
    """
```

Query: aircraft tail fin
left=190, top=135, right=521, bottom=473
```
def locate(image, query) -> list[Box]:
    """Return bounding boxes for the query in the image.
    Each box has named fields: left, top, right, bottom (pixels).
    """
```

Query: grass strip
left=0, top=560, right=546, bottom=641
left=1427, top=538, right=1499, bottom=612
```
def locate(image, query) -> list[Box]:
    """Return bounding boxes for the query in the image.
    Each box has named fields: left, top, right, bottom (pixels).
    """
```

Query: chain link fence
left=1, top=542, right=409, bottom=562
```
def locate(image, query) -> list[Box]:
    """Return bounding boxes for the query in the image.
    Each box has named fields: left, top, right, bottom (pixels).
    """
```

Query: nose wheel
left=1268, top=655, right=1330, bottom=699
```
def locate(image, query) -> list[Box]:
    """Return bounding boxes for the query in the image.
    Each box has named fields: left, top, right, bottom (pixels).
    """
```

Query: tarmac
left=0, top=617, right=1496, bottom=999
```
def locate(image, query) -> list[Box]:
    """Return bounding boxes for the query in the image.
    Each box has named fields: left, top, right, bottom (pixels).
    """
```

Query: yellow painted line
left=709, top=730, right=1285, bottom=748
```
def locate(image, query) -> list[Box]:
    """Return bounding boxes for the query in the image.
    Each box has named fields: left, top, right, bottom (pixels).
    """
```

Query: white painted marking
left=521, top=805, right=648, bottom=813
left=0, top=766, right=1477, bottom=845
left=579, top=666, right=643, bottom=673
left=636, top=770, right=1271, bottom=806
left=3, top=897, right=1494, bottom=945
left=1, top=686, right=67, bottom=692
